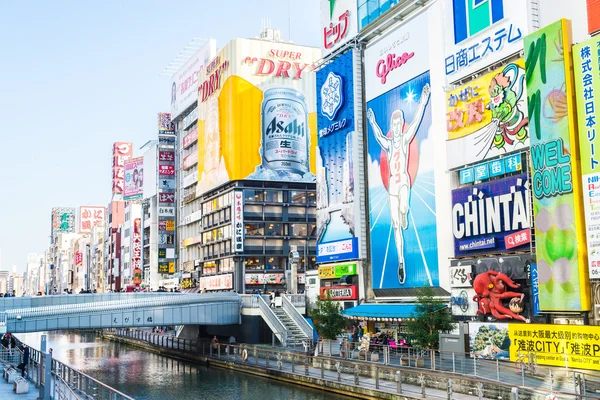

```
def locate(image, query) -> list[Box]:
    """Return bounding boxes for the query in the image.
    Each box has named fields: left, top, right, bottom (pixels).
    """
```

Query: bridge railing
left=281, top=295, right=312, bottom=339
left=284, top=294, right=305, bottom=307
left=256, top=295, right=288, bottom=346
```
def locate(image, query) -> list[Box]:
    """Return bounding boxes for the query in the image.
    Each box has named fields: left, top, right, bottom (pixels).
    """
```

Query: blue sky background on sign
left=367, top=71, right=438, bottom=289
left=452, top=173, right=530, bottom=256
left=316, top=49, right=357, bottom=259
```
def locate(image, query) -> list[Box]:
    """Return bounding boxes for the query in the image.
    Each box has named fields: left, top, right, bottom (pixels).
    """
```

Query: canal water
left=17, top=331, right=345, bottom=400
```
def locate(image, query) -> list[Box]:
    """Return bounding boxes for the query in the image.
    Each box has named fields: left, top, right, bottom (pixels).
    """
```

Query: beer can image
left=260, top=87, right=310, bottom=175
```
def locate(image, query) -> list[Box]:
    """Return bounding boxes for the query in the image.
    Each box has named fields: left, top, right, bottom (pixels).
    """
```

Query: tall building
left=121, top=202, right=142, bottom=289
left=0, top=271, right=8, bottom=294
left=105, top=201, right=125, bottom=291
left=25, top=253, right=43, bottom=296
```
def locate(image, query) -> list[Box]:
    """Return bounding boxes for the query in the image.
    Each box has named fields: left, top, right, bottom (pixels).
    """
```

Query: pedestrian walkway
left=0, top=362, right=38, bottom=400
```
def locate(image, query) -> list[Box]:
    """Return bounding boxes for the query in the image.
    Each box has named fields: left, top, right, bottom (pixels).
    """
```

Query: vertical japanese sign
left=123, top=157, right=144, bottom=200
left=320, top=0, right=357, bottom=56
left=574, top=37, right=600, bottom=279
left=112, top=142, right=132, bottom=194
left=524, top=19, right=590, bottom=311
left=232, top=190, right=244, bottom=253
left=75, top=252, right=83, bottom=266
left=79, top=206, right=106, bottom=234
left=132, top=218, right=142, bottom=285
left=51, top=207, right=75, bottom=238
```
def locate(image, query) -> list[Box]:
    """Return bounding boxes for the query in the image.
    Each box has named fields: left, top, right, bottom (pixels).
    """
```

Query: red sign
left=132, top=218, right=142, bottom=285
left=75, top=252, right=83, bottom=266
left=183, top=152, right=198, bottom=170
left=199, top=273, right=233, bottom=291
left=159, top=151, right=175, bottom=162
left=319, top=285, right=358, bottom=301
left=79, top=206, right=105, bottom=233
left=158, top=193, right=175, bottom=203
left=112, top=142, right=132, bottom=194
left=588, top=0, right=600, bottom=34
left=183, top=128, right=198, bottom=149
left=158, top=165, right=175, bottom=176
left=324, top=10, right=349, bottom=49
left=243, top=49, right=311, bottom=80
left=504, top=229, right=531, bottom=250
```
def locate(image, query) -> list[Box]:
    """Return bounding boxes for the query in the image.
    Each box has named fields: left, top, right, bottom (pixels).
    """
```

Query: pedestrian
left=352, top=326, right=358, bottom=343
left=269, top=292, right=275, bottom=308
left=17, top=344, right=29, bottom=377
left=211, top=336, right=219, bottom=349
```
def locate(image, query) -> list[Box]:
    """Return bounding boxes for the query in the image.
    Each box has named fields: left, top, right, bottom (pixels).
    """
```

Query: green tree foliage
left=472, top=325, right=510, bottom=352
left=311, top=294, right=347, bottom=340
left=405, top=287, right=455, bottom=349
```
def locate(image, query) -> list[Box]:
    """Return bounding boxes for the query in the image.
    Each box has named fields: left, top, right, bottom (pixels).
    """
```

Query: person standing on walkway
left=211, top=336, right=219, bottom=349
left=17, top=344, right=29, bottom=377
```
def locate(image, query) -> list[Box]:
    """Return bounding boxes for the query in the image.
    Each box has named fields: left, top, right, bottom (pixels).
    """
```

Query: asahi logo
left=265, top=115, right=306, bottom=137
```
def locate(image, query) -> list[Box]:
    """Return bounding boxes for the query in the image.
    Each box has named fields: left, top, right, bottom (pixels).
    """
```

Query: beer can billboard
left=195, top=38, right=321, bottom=197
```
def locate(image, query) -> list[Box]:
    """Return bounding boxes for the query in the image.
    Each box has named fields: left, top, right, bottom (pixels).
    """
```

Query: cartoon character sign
left=472, top=270, right=527, bottom=322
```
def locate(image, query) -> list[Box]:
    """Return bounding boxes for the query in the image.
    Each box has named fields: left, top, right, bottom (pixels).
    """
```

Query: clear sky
left=0, top=0, right=321, bottom=272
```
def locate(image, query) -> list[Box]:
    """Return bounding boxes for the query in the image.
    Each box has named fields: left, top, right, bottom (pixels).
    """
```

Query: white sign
left=364, top=11, right=430, bottom=101
left=182, top=210, right=202, bottom=226
left=320, top=0, right=357, bottom=56
left=450, top=288, right=478, bottom=316
left=584, top=174, right=600, bottom=279
left=170, top=39, right=216, bottom=119
left=232, top=190, right=244, bottom=253
left=79, top=206, right=105, bottom=233
left=449, top=265, right=473, bottom=288
left=199, top=273, right=233, bottom=291
left=442, top=0, right=528, bottom=83
left=317, top=238, right=355, bottom=259
left=158, top=207, right=175, bottom=217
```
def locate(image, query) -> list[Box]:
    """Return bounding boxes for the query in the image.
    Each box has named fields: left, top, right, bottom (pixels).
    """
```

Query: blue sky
left=0, top=0, right=320, bottom=272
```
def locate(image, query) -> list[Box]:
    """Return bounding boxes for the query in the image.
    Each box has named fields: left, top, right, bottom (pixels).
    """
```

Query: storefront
left=318, top=261, right=360, bottom=309
left=342, top=303, right=417, bottom=340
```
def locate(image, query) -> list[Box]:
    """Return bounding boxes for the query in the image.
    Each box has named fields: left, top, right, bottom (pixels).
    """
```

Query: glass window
left=244, top=189, right=264, bottom=202
left=288, top=206, right=306, bottom=222
left=264, top=190, right=283, bottom=203
left=308, top=223, right=317, bottom=237
left=244, top=204, right=263, bottom=221
left=307, top=192, right=316, bottom=205
left=224, top=207, right=231, bottom=222
left=264, top=205, right=283, bottom=221
left=245, top=257, right=265, bottom=270
left=265, top=239, right=284, bottom=253
left=266, top=223, right=283, bottom=236
left=290, top=191, right=306, bottom=204
left=290, top=223, right=307, bottom=237
left=265, top=257, right=285, bottom=270
left=246, top=223, right=264, bottom=236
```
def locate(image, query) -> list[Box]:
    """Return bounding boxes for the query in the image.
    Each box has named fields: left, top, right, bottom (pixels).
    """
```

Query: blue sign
left=474, top=163, right=489, bottom=180
left=452, top=173, right=531, bottom=256
left=366, top=70, right=438, bottom=289
left=530, top=263, right=541, bottom=316
left=459, top=167, right=474, bottom=184
left=488, top=159, right=505, bottom=178
left=317, top=237, right=359, bottom=263
left=316, top=49, right=360, bottom=263
left=505, top=153, right=522, bottom=173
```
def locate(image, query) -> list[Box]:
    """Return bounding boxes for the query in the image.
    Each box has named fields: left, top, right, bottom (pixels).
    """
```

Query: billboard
left=132, top=218, right=142, bottom=285
left=199, top=273, right=233, bottom=291
left=365, top=12, right=438, bottom=290
left=319, top=285, right=358, bottom=300
left=170, top=39, right=217, bottom=119
left=79, top=206, right=106, bottom=233
left=316, top=49, right=362, bottom=263
left=158, top=112, right=174, bottom=134
left=112, top=142, right=132, bottom=194
left=158, top=151, right=174, bottom=162
left=468, top=322, right=510, bottom=360
left=318, top=262, right=358, bottom=279
left=589, top=0, right=600, bottom=34
left=452, top=174, right=531, bottom=256
left=195, top=38, right=321, bottom=196
left=51, top=207, right=75, bottom=238
left=574, top=37, right=600, bottom=278
left=158, top=193, right=175, bottom=204
left=443, top=0, right=528, bottom=83
left=445, top=60, right=529, bottom=170
left=320, top=0, right=357, bottom=56
left=524, top=19, right=590, bottom=311
left=232, top=191, right=244, bottom=253
left=123, top=157, right=143, bottom=200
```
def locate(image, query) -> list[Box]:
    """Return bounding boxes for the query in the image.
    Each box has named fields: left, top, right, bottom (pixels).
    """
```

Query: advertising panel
left=158, top=206, right=175, bottom=217
left=320, top=0, right=357, bottom=56
left=183, top=152, right=198, bottom=170
left=158, top=165, right=175, bottom=176
left=443, top=0, right=528, bottom=83
left=159, top=178, right=176, bottom=190
left=318, top=262, right=357, bottom=279
left=75, top=252, right=82, bottom=266
left=509, top=323, right=600, bottom=371
left=159, top=151, right=175, bottom=162
left=158, top=220, right=175, bottom=231
left=79, top=206, right=106, bottom=233
left=232, top=190, right=244, bottom=253
left=445, top=60, right=529, bottom=169
left=316, top=49, right=362, bottom=263
left=132, top=218, right=142, bottom=285
left=451, top=174, right=531, bottom=256
left=158, top=193, right=175, bottom=204
left=199, top=273, right=233, bottom=291
left=112, top=142, right=132, bottom=194
left=525, top=19, right=590, bottom=311
left=183, top=127, right=198, bottom=149
left=195, top=38, right=321, bottom=196
left=51, top=207, right=76, bottom=237
left=449, top=264, right=473, bottom=288
left=574, top=37, right=600, bottom=279
left=319, top=285, right=358, bottom=300
left=123, top=157, right=143, bottom=200
left=245, top=273, right=306, bottom=285
left=365, top=12, right=438, bottom=290
left=170, top=39, right=216, bottom=119
left=468, top=322, right=510, bottom=360
left=158, top=112, right=174, bottom=134
left=158, top=233, right=174, bottom=245
left=450, top=288, right=478, bottom=317
left=589, top=0, right=600, bottom=34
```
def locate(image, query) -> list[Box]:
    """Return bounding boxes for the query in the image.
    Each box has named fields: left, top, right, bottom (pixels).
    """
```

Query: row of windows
left=244, top=189, right=316, bottom=205
left=202, top=240, right=232, bottom=259
left=357, top=0, right=402, bottom=30
left=245, top=223, right=316, bottom=237
left=201, top=257, right=234, bottom=275
left=203, top=207, right=231, bottom=228
left=203, top=225, right=232, bottom=244
left=245, top=205, right=316, bottom=222
left=202, top=192, right=233, bottom=214
left=245, top=256, right=317, bottom=271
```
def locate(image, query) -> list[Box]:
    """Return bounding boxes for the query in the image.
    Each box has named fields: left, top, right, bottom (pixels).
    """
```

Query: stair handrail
left=256, top=295, right=288, bottom=345
left=282, top=294, right=313, bottom=339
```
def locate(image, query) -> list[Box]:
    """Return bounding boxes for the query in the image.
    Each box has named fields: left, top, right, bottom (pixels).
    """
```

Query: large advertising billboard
left=524, top=19, right=590, bottom=311
left=574, top=37, right=600, bottom=278
left=365, top=11, right=438, bottom=290
left=170, top=39, right=216, bottom=120
left=112, top=142, right=132, bottom=195
left=320, top=0, right=357, bottom=56
left=51, top=207, right=75, bottom=238
left=316, top=49, right=361, bottom=263
left=452, top=174, right=531, bottom=256
left=443, top=0, right=528, bottom=83
left=446, top=60, right=529, bottom=170
left=195, top=39, right=321, bottom=197
left=123, top=157, right=143, bottom=200
left=79, top=206, right=106, bottom=233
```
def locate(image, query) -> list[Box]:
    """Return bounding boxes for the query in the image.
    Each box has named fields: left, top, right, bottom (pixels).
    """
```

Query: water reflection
left=18, top=331, right=343, bottom=400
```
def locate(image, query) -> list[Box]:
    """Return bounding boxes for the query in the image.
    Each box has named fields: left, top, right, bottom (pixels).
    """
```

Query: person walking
left=211, top=336, right=219, bottom=349
left=17, top=344, right=29, bottom=377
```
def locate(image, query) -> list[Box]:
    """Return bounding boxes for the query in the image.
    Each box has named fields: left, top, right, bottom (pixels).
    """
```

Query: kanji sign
left=112, top=142, right=132, bottom=194
left=159, top=151, right=175, bottom=162
left=132, top=218, right=142, bottom=285
left=79, top=206, right=105, bottom=233
left=199, top=273, right=233, bottom=291
left=75, top=252, right=83, bottom=266
left=158, top=165, right=175, bottom=176
left=158, top=206, right=175, bottom=216
left=158, top=193, right=175, bottom=203
left=232, top=190, right=244, bottom=253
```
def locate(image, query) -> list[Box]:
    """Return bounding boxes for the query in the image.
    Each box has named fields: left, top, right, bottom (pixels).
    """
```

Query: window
left=288, top=206, right=306, bottom=222
left=246, top=223, right=264, bottom=236
left=220, top=258, right=234, bottom=272
left=264, top=190, right=283, bottom=203
left=244, top=189, right=264, bottom=202
left=266, top=223, right=282, bottom=236
left=264, top=205, right=283, bottom=221
left=245, top=257, right=265, bottom=270
left=265, top=257, right=285, bottom=270
left=244, top=204, right=263, bottom=221
left=290, top=191, right=306, bottom=204
left=308, top=223, right=317, bottom=237
left=265, top=239, right=284, bottom=253
left=290, top=223, right=307, bottom=237
left=307, top=192, right=316, bottom=205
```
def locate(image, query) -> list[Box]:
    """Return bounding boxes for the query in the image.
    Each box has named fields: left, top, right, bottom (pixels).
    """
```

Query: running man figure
left=367, top=84, right=431, bottom=285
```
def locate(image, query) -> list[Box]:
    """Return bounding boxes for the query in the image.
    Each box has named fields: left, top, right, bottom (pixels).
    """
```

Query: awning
left=342, top=304, right=417, bottom=321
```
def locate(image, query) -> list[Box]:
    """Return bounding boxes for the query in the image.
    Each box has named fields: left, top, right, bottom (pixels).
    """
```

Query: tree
left=311, top=294, right=347, bottom=340
left=405, top=287, right=455, bottom=350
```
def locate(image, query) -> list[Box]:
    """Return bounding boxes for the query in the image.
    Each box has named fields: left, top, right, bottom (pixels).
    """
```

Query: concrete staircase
left=272, top=307, right=310, bottom=348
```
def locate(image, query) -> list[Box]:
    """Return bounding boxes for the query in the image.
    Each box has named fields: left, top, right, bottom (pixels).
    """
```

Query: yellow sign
left=195, top=38, right=321, bottom=197
left=318, top=265, right=335, bottom=279
left=168, top=262, right=175, bottom=274
left=509, top=324, right=600, bottom=370
left=166, top=220, right=175, bottom=231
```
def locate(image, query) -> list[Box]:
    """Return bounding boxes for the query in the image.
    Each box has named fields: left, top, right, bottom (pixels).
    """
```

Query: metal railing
left=104, top=328, right=600, bottom=400
left=256, top=295, right=288, bottom=346
left=281, top=295, right=313, bottom=339
left=284, top=294, right=305, bottom=307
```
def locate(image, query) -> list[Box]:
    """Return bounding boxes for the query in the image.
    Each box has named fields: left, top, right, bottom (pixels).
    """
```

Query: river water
left=17, top=331, right=344, bottom=400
